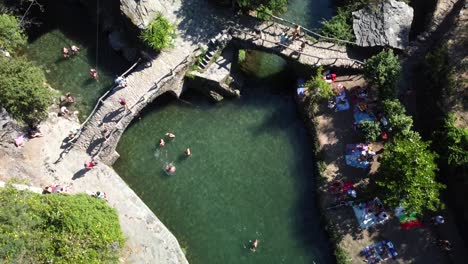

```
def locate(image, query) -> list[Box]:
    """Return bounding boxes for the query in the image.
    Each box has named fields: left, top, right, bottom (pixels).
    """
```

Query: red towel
left=400, top=220, right=423, bottom=230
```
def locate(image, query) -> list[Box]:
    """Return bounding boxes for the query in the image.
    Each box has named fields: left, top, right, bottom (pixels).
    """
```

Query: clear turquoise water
left=24, top=1, right=129, bottom=118
left=283, top=0, right=333, bottom=29
left=114, top=51, right=332, bottom=263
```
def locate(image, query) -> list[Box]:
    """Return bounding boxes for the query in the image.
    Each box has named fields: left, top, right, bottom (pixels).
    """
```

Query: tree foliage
left=140, top=13, right=176, bottom=51
left=0, top=56, right=53, bottom=126
left=382, top=99, right=413, bottom=136
left=320, top=8, right=355, bottom=42
left=364, top=50, right=401, bottom=100
left=438, top=114, right=468, bottom=167
left=0, top=14, right=27, bottom=53
left=236, top=0, right=287, bottom=18
left=359, top=121, right=381, bottom=142
left=377, top=133, right=445, bottom=214
left=305, top=66, right=334, bottom=101
left=0, top=187, right=124, bottom=263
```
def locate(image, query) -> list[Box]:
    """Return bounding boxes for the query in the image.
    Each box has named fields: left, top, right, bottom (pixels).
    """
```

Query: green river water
left=23, top=0, right=334, bottom=263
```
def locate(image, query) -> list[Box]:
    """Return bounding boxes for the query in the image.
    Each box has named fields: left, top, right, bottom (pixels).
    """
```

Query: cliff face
left=352, top=0, right=414, bottom=49
left=119, top=0, right=181, bottom=29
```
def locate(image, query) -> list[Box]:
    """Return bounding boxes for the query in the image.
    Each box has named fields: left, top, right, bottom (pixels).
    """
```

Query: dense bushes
left=359, top=120, right=381, bottom=142
left=305, top=66, right=334, bottom=101
left=320, top=8, right=354, bottom=42
left=382, top=99, right=413, bottom=136
left=438, top=114, right=468, bottom=168
left=0, top=14, right=27, bottom=53
left=364, top=50, right=401, bottom=100
left=0, top=187, right=124, bottom=263
left=377, top=133, right=445, bottom=214
left=236, top=0, right=287, bottom=18
left=0, top=56, right=53, bottom=126
left=140, top=13, right=176, bottom=51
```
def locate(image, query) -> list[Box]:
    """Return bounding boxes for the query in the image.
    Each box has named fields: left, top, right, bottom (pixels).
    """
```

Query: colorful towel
left=400, top=220, right=423, bottom=230
left=335, top=92, right=350, bottom=112
left=361, top=241, right=398, bottom=264
left=353, top=105, right=376, bottom=124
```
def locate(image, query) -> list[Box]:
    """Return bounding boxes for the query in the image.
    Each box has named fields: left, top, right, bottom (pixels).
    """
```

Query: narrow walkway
left=231, top=17, right=364, bottom=68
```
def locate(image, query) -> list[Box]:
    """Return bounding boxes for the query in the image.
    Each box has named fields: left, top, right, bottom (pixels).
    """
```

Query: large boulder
left=119, top=0, right=180, bottom=29
left=352, top=0, right=414, bottom=49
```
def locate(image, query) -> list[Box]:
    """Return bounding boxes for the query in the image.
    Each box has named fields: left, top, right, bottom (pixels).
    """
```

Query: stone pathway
left=230, top=16, right=365, bottom=68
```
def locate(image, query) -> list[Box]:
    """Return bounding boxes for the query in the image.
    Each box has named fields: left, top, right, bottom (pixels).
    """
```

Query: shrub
left=238, top=49, right=246, bottom=63
left=0, top=56, right=53, bottom=126
left=140, top=13, right=176, bottom=51
left=335, top=246, right=352, bottom=264
left=236, top=0, right=287, bottom=18
left=0, top=14, right=27, bottom=53
left=440, top=114, right=468, bottom=167
left=320, top=8, right=355, bottom=42
left=364, top=50, right=401, bottom=100
left=359, top=121, right=381, bottom=142
left=382, top=99, right=413, bottom=136
left=377, top=132, right=445, bottom=215
left=305, top=66, right=334, bottom=101
left=0, top=187, right=124, bottom=263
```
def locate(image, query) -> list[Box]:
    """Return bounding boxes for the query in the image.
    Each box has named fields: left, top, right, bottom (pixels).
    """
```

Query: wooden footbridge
left=64, top=15, right=363, bottom=164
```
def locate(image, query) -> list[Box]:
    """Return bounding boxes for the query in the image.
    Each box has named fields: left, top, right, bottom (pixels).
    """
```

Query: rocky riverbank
left=0, top=112, right=188, bottom=263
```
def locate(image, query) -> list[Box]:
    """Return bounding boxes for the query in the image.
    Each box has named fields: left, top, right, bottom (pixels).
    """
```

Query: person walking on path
left=118, top=98, right=128, bottom=112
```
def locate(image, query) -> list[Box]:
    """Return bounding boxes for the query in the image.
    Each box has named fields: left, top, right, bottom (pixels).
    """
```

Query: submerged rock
left=352, top=0, right=414, bottom=49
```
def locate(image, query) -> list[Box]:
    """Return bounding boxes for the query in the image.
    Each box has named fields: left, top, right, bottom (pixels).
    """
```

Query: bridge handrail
left=229, top=26, right=364, bottom=65
left=268, top=14, right=357, bottom=46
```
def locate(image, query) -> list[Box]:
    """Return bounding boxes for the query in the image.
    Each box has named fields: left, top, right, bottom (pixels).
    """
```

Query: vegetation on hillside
left=0, top=14, right=27, bottom=53
left=140, top=13, right=176, bottom=51
left=364, top=50, right=401, bottom=100
left=436, top=114, right=468, bottom=168
left=377, top=133, right=445, bottom=215
left=320, top=8, right=355, bottom=42
left=0, top=187, right=124, bottom=263
left=359, top=120, right=381, bottom=142
left=0, top=56, right=53, bottom=126
left=382, top=99, right=413, bottom=136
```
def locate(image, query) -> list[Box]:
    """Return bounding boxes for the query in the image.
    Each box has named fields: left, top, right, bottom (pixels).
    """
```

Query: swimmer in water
left=159, top=139, right=165, bottom=147
left=165, top=163, right=176, bottom=174
left=185, top=147, right=191, bottom=157
left=62, top=47, right=69, bottom=58
left=165, top=132, right=175, bottom=139
left=250, top=239, right=259, bottom=252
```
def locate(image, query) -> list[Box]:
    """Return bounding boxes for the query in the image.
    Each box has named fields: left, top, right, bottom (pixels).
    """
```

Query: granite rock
left=352, top=0, right=414, bottom=49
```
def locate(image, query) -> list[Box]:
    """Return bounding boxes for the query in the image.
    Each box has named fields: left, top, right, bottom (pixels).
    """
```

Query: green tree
left=140, top=13, right=176, bottom=51
left=0, top=14, right=27, bottom=53
left=0, top=187, right=124, bottom=263
left=439, top=114, right=468, bottom=167
left=364, top=50, right=401, bottom=100
left=0, top=57, right=53, bottom=126
left=305, top=66, right=334, bottom=101
left=320, top=8, right=355, bottom=42
left=377, top=133, right=445, bottom=214
left=382, top=99, right=413, bottom=136
left=359, top=121, right=381, bottom=142
left=236, top=0, right=287, bottom=18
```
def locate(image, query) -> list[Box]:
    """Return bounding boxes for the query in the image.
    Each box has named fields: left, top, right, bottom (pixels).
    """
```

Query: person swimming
left=250, top=239, right=259, bottom=252
left=71, top=45, right=80, bottom=54
left=185, top=148, right=191, bottom=157
left=89, top=68, right=98, bottom=79
left=159, top=139, right=165, bottom=147
left=165, top=163, right=176, bottom=174
left=165, top=132, right=175, bottom=139
left=62, top=47, right=69, bottom=58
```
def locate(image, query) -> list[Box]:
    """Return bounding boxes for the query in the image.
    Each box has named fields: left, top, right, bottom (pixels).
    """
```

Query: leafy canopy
left=320, top=8, right=355, bottom=42
left=382, top=99, right=413, bottom=136
left=0, top=14, right=27, bottom=53
left=140, top=13, right=176, bottom=51
left=305, top=66, right=334, bottom=101
left=236, top=0, right=287, bottom=18
left=364, top=50, right=401, bottom=100
left=377, top=133, right=445, bottom=214
left=359, top=121, right=381, bottom=142
left=0, top=56, right=53, bottom=126
left=0, top=187, right=124, bottom=263
left=440, top=114, right=468, bottom=167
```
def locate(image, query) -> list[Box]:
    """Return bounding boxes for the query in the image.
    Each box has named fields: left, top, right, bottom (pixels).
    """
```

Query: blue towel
left=335, top=92, right=350, bottom=112
left=353, top=105, right=376, bottom=124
